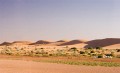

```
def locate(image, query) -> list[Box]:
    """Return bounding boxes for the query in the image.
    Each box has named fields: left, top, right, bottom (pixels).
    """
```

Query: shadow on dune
left=84, top=38, right=120, bottom=48
left=30, top=40, right=52, bottom=45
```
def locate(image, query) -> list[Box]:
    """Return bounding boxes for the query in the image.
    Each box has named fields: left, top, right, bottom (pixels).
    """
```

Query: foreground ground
left=0, top=55, right=120, bottom=73
left=0, top=59, right=120, bottom=73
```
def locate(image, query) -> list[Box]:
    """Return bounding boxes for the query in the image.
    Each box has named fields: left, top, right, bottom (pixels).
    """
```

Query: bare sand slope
left=0, top=60, right=120, bottom=73
left=103, top=44, right=120, bottom=49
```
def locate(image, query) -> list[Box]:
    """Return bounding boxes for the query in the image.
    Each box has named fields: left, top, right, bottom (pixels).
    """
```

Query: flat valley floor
left=0, top=59, right=120, bottom=73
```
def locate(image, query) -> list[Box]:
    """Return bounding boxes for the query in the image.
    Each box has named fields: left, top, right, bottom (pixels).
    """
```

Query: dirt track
left=0, top=60, right=120, bottom=73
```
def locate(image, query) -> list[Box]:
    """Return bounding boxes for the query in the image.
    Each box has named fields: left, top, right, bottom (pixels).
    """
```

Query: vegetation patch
left=34, top=59, right=120, bottom=67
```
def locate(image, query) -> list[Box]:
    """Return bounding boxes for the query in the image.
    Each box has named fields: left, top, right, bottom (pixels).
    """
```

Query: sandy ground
left=0, top=60, right=120, bottom=73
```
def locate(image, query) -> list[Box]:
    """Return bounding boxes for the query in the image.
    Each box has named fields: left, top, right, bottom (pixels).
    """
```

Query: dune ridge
left=0, top=38, right=120, bottom=49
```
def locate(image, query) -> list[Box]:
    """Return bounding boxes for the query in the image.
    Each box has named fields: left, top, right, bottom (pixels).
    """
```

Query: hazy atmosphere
left=0, top=0, right=120, bottom=42
left=0, top=1, right=120, bottom=73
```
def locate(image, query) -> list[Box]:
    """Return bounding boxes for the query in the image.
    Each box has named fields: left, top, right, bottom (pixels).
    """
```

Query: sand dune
left=0, top=60, right=119, bottom=73
left=84, top=38, right=120, bottom=48
left=46, top=40, right=69, bottom=46
left=1, top=38, right=120, bottom=49
left=66, top=43, right=87, bottom=48
left=30, top=40, right=52, bottom=45
left=0, top=42, right=11, bottom=46
left=103, top=44, right=120, bottom=49
left=12, top=41, right=32, bottom=45
left=56, top=40, right=69, bottom=42
left=59, top=39, right=87, bottom=46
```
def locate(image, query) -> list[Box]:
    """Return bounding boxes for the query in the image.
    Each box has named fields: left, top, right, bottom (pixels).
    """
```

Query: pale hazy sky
left=0, top=0, right=120, bottom=42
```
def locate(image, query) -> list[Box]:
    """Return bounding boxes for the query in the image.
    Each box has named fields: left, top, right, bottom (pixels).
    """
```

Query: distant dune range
left=0, top=38, right=120, bottom=49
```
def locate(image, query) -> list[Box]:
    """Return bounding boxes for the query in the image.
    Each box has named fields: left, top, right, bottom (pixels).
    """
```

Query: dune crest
left=59, top=39, right=87, bottom=46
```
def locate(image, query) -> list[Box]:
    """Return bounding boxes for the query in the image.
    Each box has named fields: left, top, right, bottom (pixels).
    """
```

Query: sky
left=0, top=0, right=120, bottom=42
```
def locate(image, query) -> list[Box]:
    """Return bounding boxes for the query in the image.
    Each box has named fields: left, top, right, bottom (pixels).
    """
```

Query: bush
left=105, top=54, right=112, bottom=56
left=116, top=49, right=120, bottom=52
left=97, top=54, right=103, bottom=58
left=91, top=53, right=97, bottom=56
left=70, top=47, right=77, bottom=51
left=80, top=51, right=85, bottom=54
left=90, top=50, right=95, bottom=53
left=96, top=47, right=102, bottom=50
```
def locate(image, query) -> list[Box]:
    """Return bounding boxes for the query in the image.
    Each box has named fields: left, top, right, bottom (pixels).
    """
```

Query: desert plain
left=0, top=38, right=120, bottom=73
